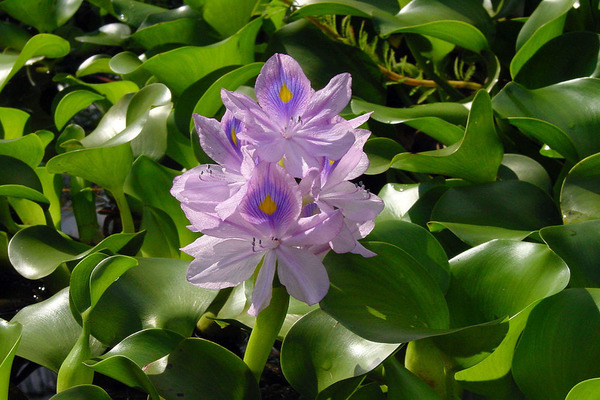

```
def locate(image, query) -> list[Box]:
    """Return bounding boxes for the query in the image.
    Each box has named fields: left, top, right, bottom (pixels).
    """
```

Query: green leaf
left=46, top=143, right=133, bottom=192
left=75, top=23, right=131, bottom=46
left=290, top=0, right=400, bottom=19
left=124, top=155, right=198, bottom=250
left=0, top=134, right=44, bottom=168
left=560, top=152, right=600, bottom=224
left=0, top=21, right=32, bottom=51
left=321, top=241, right=450, bottom=343
left=0, top=107, right=30, bottom=139
left=87, top=258, right=217, bottom=346
left=11, top=288, right=104, bottom=372
left=431, top=180, right=561, bottom=237
left=367, top=219, right=450, bottom=293
left=0, top=319, right=21, bottom=400
left=0, top=34, right=70, bottom=93
left=385, top=357, right=442, bottom=400
left=139, top=17, right=262, bottom=95
left=49, top=385, right=112, bottom=400
left=8, top=225, right=144, bottom=279
left=139, top=206, right=180, bottom=258
left=513, top=289, right=600, bottom=400
left=376, top=181, right=449, bottom=226
left=540, top=220, right=600, bottom=287
left=0, top=155, right=43, bottom=192
left=0, top=185, right=50, bottom=208
left=493, top=78, right=600, bottom=160
left=185, top=0, right=258, bottom=38
left=511, top=0, right=576, bottom=77
left=89, top=255, right=138, bottom=308
left=351, top=99, right=469, bottom=126
left=391, top=90, right=503, bottom=183
left=133, top=15, right=217, bottom=49
left=0, top=0, right=82, bottom=32
left=514, top=32, right=600, bottom=89
left=85, top=329, right=185, bottom=399
left=373, top=0, right=491, bottom=52
left=268, top=19, right=385, bottom=104
left=54, top=90, right=105, bottom=131
left=86, top=0, right=166, bottom=28
left=281, top=309, right=399, bottom=397
left=497, top=153, right=552, bottom=193
left=76, top=55, right=112, bottom=78
left=505, top=117, right=579, bottom=163
left=566, top=378, right=600, bottom=400
left=148, top=338, right=260, bottom=400
left=363, top=137, right=406, bottom=175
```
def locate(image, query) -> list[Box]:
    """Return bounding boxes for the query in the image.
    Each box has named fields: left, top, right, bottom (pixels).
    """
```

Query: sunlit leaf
left=281, top=309, right=399, bottom=397
left=290, top=0, right=399, bottom=19
left=0, top=107, right=30, bottom=139
left=0, top=134, right=44, bottom=168
left=49, top=385, right=112, bottom=400
left=513, top=289, right=600, bottom=400
left=0, top=34, right=69, bottom=92
left=560, top=152, right=600, bottom=224
left=54, top=90, right=105, bottom=131
left=352, top=99, right=469, bottom=126
left=75, top=23, right=131, bottom=46
left=566, top=378, right=600, bottom=400
left=0, top=319, right=21, bottom=400
left=0, top=0, right=82, bottom=32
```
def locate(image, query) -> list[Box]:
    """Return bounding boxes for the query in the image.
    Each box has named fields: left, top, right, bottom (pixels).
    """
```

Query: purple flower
left=183, top=162, right=344, bottom=315
left=221, top=54, right=356, bottom=178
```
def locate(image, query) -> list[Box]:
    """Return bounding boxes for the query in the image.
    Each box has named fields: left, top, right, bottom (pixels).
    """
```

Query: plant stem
left=243, top=286, right=289, bottom=382
left=112, top=188, right=135, bottom=234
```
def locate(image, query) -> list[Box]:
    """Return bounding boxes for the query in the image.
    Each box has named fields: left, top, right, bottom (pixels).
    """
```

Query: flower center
left=258, top=194, right=277, bottom=215
left=279, top=83, right=293, bottom=103
left=231, top=126, right=238, bottom=147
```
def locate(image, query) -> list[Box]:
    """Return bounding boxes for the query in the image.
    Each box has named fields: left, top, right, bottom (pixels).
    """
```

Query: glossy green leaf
left=70, top=253, right=110, bottom=320
left=87, top=258, right=217, bottom=346
left=321, top=241, right=450, bottom=343
left=139, top=17, right=262, bottom=95
left=268, top=19, right=385, bottom=104
left=0, top=319, right=21, bottom=400
left=148, top=338, right=260, bottom=400
left=0, top=155, right=43, bottom=192
left=281, top=309, right=399, bottom=397
left=0, top=0, right=82, bottom=32
left=373, top=0, right=491, bottom=52
left=0, top=185, right=50, bottom=209
left=514, top=32, right=600, bottom=89
left=0, top=107, right=29, bottom=139
left=187, top=0, right=257, bottom=38
left=493, top=78, right=600, bottom=160
left=391, top=90, right=503, bottom=183
left=10, top=289, right=104, bottom=372
left=0, top=134, right=44, bottom=168
left=54, top=90, right=105, bottom=131
left=139, top=206, right=180, bottom=258
left=190, top=62, right=264, bottom=122
left=428, top=221, right=535, bottom=247
left=560, top=152, right=600, bottom=223
left=363, top=137, right=406, bottom=175
left=0, top=21, right=32, bottom=51
left=431, top=180, right=561, bottom=244
left=566, top=378, right=600, bottom=400
left=498, top=153, right=552, bottom=193
left=86, top=0, right=166, bottom=28
left=376, top=181, right=449, bottom=226
left=511, top=0, right=576, bottom=77
left=367, top=219, right=450, bottom=293
left=89, top=256, right=138, bottom=309
left=291, top=0, right=399, bottom=18
left=404, top=117, right=466, bottom=146
left=125, top=156, right=198, bottom=250
left=8, top=224, right=144, bottom=279
left=75, top=23, right=131, bottom=46
left=540, top=220, right=600, bottom=287
left=76, top=55, right=112, bottom=78
left=49, top=385, right=112, bottom=400
left=85, top=329, right=185, bottom=399
left=351, top=99, right=469, bottom=126
left=46, top=143, right=133, bottom=192
left=0, top=34, right=70, bottom=93
left=513, top=289, right=600, bottom=400
left=54, top=74, right=139, bottom=104
left=385, top=357, right=442, bottom=400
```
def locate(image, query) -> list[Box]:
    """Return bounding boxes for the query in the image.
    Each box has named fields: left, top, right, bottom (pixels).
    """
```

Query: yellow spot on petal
left=328, top=159, right=336, bottom=165
left=279, top=83, right=293, bottom=103
left=231, top=127, right=238, bottom=146
left=259, top=194, right=277, bottom=215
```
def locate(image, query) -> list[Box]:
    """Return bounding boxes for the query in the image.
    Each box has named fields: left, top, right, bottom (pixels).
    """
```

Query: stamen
left=258, top=194, right=277, bottom=215
left=279, top=83, right=293, bottom=103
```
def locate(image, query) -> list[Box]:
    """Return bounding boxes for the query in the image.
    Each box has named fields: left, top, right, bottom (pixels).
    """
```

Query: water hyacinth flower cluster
left=172, top=54, right=383, bottom=315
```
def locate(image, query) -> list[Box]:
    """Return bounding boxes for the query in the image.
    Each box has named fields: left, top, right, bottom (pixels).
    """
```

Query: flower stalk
left=243, top=285, right=289, bottom=382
